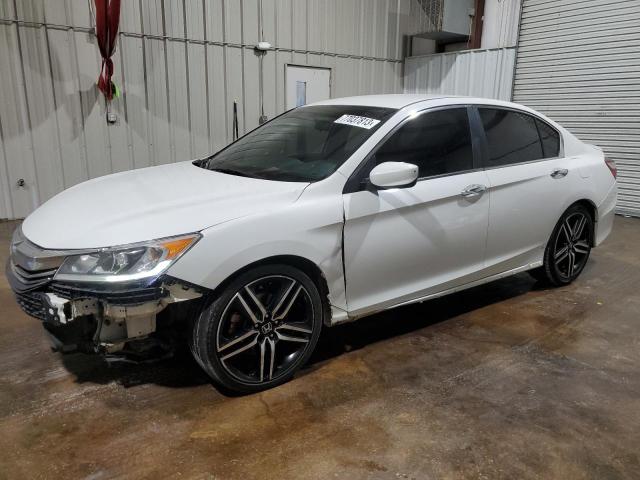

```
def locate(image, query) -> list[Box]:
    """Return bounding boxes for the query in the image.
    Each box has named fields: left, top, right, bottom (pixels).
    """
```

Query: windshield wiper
left=209, top=167, right=257, bottom=179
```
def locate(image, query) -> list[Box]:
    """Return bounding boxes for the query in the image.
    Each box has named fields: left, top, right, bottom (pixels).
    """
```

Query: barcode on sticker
left=334, top=115, right=381, bottom=130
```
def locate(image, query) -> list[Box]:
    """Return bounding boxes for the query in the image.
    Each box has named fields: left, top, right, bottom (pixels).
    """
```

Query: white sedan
left=7, top=95, right=617, bottom=393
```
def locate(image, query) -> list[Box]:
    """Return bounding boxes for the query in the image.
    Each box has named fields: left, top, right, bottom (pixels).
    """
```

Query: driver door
left=342, top=107, right=491, bottom=315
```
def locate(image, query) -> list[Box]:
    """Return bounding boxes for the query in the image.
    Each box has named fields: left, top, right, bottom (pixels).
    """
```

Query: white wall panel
left=206, top=45, right=228, bottom=152
left=0, top=14, right=38, bottom=218
left=167, top=43, right=192, bottom=163
left=119, top=0, right=142, bottom=34
left=225, top=47, right=245, bottom=133
left=0, top=144, right=8, bottom=219
left=18, top=18, right=65, bottom=203
left=187, top=42, right=210, bottom=158
left=0, top=0, right=410, bottom=219
left=481, top=0, right=522, bottom=49
left=204, top=0, right=225, bottom=42
left=120, top=35, right=150, bottom=170
left=243, top=52, right=261, bottom=133
left=74, top=32, right=113, bottom=178
left=262, top=47, right=278, bottom=120
left=404, top=47, right=516, bottom=100
left=513, top=0, right=640, bottom=216
left=292, top=0, right=307, bottom=50
left=69, top=0, right=91, bottom=29
left=107, top=45, right=134, bottom=174
left=48, top=29, right=89, bottom=187
left=144, top=36, right=172, bottom=166
left=242, top=0, right=260, bottom=46
left=0, top=112, right=9, bottom=218
left=224, top=0, right=242, bottom=45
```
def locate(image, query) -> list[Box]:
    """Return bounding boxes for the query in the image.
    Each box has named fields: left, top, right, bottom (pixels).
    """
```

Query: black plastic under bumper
left=43, top=316, right=99, bottom=353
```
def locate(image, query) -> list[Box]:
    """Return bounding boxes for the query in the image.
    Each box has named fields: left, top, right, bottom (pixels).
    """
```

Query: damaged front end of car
left=6, top=227, right=206, bottom=360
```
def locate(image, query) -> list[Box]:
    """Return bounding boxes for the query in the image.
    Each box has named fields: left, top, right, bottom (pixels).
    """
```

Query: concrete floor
left=1, top=218, right=639, bottom=479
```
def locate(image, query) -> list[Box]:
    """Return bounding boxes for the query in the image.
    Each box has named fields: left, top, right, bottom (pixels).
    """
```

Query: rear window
left=536, top=119, right=561, bottom=158
left=479, top=108, right=543, bottom=167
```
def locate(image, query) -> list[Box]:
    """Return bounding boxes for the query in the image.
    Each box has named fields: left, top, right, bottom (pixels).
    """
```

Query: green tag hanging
left=111, top=81, right=121, bottom=99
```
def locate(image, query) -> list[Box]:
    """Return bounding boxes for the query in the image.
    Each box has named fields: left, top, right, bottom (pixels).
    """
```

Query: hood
left=22, top=162, right=309, bottom=249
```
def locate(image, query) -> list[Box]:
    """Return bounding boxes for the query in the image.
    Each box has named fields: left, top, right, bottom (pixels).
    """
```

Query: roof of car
left=309, top=94, right=445, bottom=109
left=308, top=94, right=525, bottom=111
left=306, top=94, right=568, bottom=144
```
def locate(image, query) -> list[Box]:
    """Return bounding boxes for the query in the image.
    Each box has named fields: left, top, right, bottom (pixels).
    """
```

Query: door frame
left=342, top=104, right=486, bottom=194
left=284, top=64, right=333, bottom=108
left=468, top=104, right=566, bottom=170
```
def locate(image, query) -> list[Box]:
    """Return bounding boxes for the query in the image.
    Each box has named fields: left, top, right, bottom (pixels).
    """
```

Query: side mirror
left=369, top=162, right=419, bottom=189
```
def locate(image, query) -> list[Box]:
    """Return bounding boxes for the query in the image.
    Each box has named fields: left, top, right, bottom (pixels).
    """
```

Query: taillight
left=605, top=157, right=617, bottom=179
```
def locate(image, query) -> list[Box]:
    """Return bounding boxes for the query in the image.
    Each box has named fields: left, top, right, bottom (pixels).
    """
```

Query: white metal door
left=343, top=170, right=491, bottom=316
left=513, top=0, right=640, bottom=216
left=285, top=65, right=331, bottom=110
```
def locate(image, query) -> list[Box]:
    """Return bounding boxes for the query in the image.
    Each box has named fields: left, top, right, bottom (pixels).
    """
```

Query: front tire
left=531, top=204, right=593, bottom=286
left=190, top=264, right=323, bottom=394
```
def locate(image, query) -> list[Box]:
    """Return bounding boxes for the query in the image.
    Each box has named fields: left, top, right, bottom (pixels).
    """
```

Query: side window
left=479, top=108, right=543, bottom=167
left=536, top=119, right=561, bottom=158
left=374, top=108, right=474, bottom=178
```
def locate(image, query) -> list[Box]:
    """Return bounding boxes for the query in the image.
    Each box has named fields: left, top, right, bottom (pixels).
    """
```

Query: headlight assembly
left=54, top=234, right=200, bottom=283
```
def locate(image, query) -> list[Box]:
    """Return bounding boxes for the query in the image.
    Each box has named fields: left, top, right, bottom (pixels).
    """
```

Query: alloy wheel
left=215, top=275, right=315, bottom=384
left=553, top=211, right=591, bottom=280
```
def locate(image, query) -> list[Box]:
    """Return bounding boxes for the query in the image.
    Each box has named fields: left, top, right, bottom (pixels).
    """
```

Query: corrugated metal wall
left=481, top=0, right=521, bottom=48
left=404, top=47, right=516, bottom=100
left=0, top=0, right=412, bottom=219
left=513, top=0, right=640, bottom=216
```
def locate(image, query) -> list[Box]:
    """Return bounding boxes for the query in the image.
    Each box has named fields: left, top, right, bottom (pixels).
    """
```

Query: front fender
left=166, top=195, right=347, bottom=313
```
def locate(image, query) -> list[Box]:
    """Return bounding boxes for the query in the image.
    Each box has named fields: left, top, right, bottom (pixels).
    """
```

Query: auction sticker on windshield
left=334, top=114, right=381, bottom=130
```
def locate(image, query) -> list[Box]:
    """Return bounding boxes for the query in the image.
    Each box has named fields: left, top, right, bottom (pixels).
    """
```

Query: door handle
left=461, top=184, right=487, bottom=199
left=550, top=168, right=568, bottom=179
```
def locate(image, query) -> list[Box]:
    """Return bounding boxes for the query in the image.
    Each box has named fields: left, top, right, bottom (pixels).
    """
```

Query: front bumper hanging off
left=6, top=259, right=204, bottom=355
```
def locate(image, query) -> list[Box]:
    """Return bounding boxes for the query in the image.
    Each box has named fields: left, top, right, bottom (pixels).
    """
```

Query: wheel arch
left=206, top=255, right=333, bottom=326
left=574, top=198, right=597, bottom=221
left=572, top=199, right=598, bottom=245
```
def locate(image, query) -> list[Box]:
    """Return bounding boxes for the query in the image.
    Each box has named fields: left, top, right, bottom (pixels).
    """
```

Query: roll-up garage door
left=513, top=0, right=640, bottom=216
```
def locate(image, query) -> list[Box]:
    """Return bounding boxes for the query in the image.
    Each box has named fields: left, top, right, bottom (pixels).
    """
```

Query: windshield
left=198, top=105, right=396, bottom=182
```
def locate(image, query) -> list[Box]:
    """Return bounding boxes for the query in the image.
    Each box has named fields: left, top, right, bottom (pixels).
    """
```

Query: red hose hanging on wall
left=94, top=0, right=121, bottom=101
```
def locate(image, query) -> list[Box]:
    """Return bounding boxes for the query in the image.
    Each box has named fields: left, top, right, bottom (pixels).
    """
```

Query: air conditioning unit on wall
left=410, top=0, right=474, bottom=41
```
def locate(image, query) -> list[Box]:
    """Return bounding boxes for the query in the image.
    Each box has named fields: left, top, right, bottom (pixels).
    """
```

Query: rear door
left=475, top=107, right=577, bottom=274
left=342, top=107, right=491, bottom=315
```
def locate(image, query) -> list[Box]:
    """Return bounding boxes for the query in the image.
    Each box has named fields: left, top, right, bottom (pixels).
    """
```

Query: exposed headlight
left=54, top=234, right=200, bottom=283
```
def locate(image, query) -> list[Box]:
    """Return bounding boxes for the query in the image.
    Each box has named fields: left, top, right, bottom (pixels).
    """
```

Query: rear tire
left=530, top=204, right=593, bottom=287
left=190, top=264, right=323, bottom=394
